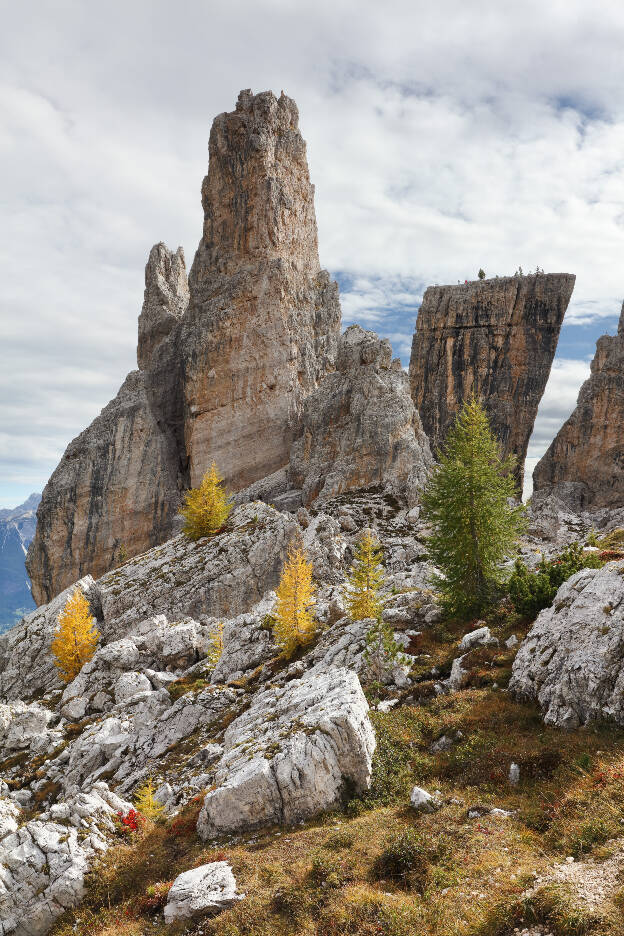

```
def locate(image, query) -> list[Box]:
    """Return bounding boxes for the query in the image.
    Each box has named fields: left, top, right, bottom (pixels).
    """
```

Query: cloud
left=2, top=1, right=624, bottom=504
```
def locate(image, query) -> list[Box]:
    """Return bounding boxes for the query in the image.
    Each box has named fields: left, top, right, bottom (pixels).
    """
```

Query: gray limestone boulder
left=509, top=561, right=624, bottom=727
left=164, top=862, right=244, bottom=922
left=0, top=702, right=59, bottom=754
left=458, top=626, right=497, bottom=651
left=197, top=668, right=376, bottom=838
left=410, top=786, right=440, bottom=813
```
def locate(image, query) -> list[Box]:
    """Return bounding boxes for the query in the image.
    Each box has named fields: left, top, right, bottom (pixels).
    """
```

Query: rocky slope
left=6, top=488, right=624, bottom=935
left=27, top=89, right=340, bottom=606
left=288, top=325, right=433, bottom=507
left=409, top=273, right=575, bottom=484
left=533, top=302, right=624, bottom=510
left=0, top=494, right=40, bottom=633
left=0, top=492, right=435, bottom=934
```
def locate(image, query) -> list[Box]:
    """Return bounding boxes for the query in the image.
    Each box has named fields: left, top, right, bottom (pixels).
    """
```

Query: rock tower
left=408, top=273, right=575, bottom=484
left=182, top=89, right=340, bottom=490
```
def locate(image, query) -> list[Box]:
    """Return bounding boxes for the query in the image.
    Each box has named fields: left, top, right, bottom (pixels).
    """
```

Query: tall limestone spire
left=182, top=89, right=340, bottom=491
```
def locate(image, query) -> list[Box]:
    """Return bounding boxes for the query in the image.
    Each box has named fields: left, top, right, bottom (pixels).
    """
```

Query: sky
left=2, top=0, right=624, bottom=508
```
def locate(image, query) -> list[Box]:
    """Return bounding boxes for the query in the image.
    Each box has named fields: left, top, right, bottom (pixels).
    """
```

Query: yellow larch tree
left=205, top=621, right=224, bottom=669
left=273, top=544, right=316, bottom=655
left=181, top=462, right=233, bottom=540
left=133, top=776, right=166, bottom=821
left=51, top=588, right=100, bottom=683
left=344, top=531, right=385, bottom=620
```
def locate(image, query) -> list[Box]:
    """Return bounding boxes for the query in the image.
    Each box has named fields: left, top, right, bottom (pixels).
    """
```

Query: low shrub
left=371, top=828, right=438, bottom=892
left=567, top=818, right=613, bottom=858
left=134, top=880, right=172, bottom=913
left=508, top=543, right=603, bottom=619
left=308, top=852, right=354, bottom=889
left=323, top=829, right=355, bottom=850
left=116, top=809, right=145, bottom=835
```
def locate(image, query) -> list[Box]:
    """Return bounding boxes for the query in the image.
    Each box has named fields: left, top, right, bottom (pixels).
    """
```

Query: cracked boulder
left=164, top=862, right=244, bottom=922
left=509, top=561, right=624, bottom=727
left=197, top=667, right=376, bottom=838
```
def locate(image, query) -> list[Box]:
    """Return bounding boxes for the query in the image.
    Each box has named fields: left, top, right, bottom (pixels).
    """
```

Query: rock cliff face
left=409, top=274, right=575, bottom=483
left=533, top=303, right=624, bottom=509
left=26, top=364, right=185, bottom=607
left=182, top=89, right=340, bottom=490
left=288, top=325, right=433, bottom=505
left=137, top=243, right=189, bottom=370
left=27, top=90, right=340, bottom=605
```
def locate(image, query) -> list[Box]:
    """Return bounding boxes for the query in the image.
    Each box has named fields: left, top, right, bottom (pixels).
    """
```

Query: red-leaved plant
left=116, top=808, right=145, bottom=833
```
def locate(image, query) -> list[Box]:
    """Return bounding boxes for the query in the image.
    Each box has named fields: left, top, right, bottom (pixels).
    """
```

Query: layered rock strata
left=533, top=303, right=624, bottom=509
left=288, top=325, right=433, bottom=505
left=27, top=89, right=340, bottom=605
left=409, top=273, right=575, bottom=483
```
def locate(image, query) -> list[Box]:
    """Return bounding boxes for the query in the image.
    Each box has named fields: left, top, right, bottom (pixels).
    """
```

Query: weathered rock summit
left=533, top=302, right=624, bottom=510
left=27, top=89, right=340, bottom=605
left=409, top=273, right=575, bottom=483
left=288, top=325, right=433, bottom=505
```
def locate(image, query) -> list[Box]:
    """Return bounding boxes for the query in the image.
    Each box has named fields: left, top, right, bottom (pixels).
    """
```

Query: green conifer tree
left=364, top=614, right=404, bottom=686
left=421, top=398, right=526, bottom=618
left=344, top=532, right=385, bottom=621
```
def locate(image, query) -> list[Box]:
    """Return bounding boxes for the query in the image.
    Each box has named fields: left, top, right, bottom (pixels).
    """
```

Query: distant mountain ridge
left=0, top=493, right=40, bottom=633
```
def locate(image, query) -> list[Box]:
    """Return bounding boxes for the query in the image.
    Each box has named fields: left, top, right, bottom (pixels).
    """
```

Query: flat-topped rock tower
left=408, top=273, right=575, bottom=484
left=27, top=89, right=341, bottom=605
left=533, top=302, right=624, bottom=509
